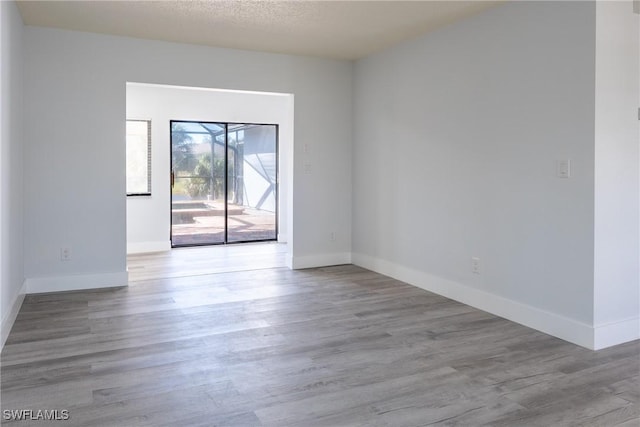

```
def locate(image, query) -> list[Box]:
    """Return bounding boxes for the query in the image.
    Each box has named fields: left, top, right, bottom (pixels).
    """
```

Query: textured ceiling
left=16, top=1, right=502, bottom=60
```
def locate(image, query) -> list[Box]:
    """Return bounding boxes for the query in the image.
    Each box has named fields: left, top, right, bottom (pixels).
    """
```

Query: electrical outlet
left=471, top=257, right=480, bottom=275
left=60, top=248, right=71, bottom=262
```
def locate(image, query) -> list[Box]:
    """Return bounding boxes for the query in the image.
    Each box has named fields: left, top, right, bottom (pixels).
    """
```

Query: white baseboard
left=291, top=252, right=352, bottom=270
left=352, top=253, right=596, bottom=350
left=1, top=280, right=26, bottom=351
left=26, top=271, right=129, bottom=294
left=594, top=317, right=640, bottom=350
left=127, top=240, right=171, bottom=254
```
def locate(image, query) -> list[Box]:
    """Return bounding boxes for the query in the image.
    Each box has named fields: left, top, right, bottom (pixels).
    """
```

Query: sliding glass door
left=227, top=124, right=277, bottom=243
left=170, top=121, right=277, bottom=247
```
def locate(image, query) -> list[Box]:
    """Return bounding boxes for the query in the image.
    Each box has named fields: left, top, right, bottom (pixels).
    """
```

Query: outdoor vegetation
left=171, top=124, right=234, bottom=200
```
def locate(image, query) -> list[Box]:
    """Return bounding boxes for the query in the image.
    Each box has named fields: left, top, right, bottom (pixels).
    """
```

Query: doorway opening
left=170, top=120, right=278, bottom=247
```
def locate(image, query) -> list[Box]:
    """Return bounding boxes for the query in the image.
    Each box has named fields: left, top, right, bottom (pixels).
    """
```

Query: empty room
left=1, top=0, right=638, bottom=426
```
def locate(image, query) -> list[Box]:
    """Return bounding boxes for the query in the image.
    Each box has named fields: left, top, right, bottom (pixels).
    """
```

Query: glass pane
left=227, top=124, right=277, bottom=243
left=171, top=121, right=226, bottom=247
left=126, top=120, right=151, bottom=195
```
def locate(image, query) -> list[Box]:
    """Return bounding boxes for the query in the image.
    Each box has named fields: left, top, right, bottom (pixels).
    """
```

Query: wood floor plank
left=1, top=244, right=638, bottom=426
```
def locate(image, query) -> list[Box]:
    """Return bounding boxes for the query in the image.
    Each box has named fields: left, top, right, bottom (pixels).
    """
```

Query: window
left=126, top=119, right=151, bottom=196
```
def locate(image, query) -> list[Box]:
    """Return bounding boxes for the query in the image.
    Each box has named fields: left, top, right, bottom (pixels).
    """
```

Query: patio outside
left=171, top=201, right=276, bottom=246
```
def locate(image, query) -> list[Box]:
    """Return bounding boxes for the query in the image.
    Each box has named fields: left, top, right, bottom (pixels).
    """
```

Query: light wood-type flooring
left=1, top=244, right=639, bottom=426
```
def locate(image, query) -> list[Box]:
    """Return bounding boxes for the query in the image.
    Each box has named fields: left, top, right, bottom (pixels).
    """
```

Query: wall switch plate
left=557, top=159, right=571, bottom=178
left=303, top=162, right=312, bottom=174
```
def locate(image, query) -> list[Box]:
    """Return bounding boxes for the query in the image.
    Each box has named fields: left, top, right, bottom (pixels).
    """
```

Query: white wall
left=126, top=83, right=293, bottom=253
left=593, top=1, right=640, bottom=349
left=0, top=0, right=25, bottom=348
left=352, top=1, right=600, bottom=347
left=23, top=26, right=352, bottom=292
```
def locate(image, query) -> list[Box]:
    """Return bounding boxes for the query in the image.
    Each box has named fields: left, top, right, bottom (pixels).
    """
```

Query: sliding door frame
left=169, top=120, right=279, bottom=247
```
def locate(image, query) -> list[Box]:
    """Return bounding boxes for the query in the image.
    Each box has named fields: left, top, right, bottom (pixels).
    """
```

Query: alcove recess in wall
left=125, top=82, right=294, bottom=256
